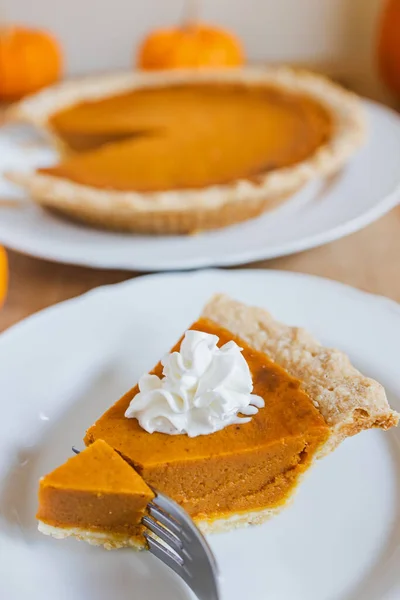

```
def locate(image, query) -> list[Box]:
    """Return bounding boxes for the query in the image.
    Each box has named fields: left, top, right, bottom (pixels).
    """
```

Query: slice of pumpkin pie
left=37, top=294, right=398, bottom=547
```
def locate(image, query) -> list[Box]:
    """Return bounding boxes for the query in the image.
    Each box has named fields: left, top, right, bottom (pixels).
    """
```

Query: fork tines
left=142, top=492, right=220, bottom=600
left=142, top=502, right=185, bottom=569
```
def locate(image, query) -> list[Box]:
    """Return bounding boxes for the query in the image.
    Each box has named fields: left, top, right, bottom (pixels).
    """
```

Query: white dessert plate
left=0, top=101, right=400, bottom=271
left=0, top=269, right=399, bottom=600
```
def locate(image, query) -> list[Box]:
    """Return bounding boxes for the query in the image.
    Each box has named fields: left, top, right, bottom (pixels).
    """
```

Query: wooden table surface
left=1, top=204, right=399, bottom=333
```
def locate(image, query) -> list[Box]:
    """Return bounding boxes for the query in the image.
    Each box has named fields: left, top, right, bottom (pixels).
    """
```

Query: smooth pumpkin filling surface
left=39, top=83, right=333, bottom=192
left=84, top=318, right=330, bottom=520
left=37, top=439, right=154, bottom=535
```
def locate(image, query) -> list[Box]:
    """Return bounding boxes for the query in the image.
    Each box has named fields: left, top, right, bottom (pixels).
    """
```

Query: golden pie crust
left=9, top=68, right=366, bottom=234
left=202, top=295, right=398, bottom=450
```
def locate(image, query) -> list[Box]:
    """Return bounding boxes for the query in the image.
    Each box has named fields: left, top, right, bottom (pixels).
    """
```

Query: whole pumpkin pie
left=9, top=68, right=365, bottom=234
left=37, top=295, right=398, bottom=548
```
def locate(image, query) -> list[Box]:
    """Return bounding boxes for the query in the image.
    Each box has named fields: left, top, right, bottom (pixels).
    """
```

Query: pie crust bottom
left=38, top=503, right=287, bottom=550
left=31, top=184, right=299, bottom=234
left=37, top=521, right=146, bottom=550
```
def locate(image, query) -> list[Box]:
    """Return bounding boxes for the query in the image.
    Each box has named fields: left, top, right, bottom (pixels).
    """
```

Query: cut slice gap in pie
left=8, top=68, right=366, bottom=234
left=37, top=439, right=154, bottom=549
left=37, top=294, right=398, bottom=548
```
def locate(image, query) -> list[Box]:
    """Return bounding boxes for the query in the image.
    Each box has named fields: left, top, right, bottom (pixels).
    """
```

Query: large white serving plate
left=0, top=269, right=399, bottom=599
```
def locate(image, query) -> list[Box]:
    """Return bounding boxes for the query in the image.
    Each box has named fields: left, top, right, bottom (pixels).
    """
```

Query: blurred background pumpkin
left=138, top=23, right=244, bottom=70
left=0, top=246, right=8, bottom=308
left=378, top=0, right=400, bottom=100
left=138, top=0, right=244, bottom=69
left=0, top=25, right=62, bottom=100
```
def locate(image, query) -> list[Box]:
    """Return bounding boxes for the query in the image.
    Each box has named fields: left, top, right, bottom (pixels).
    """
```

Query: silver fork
left=71, top=448, right=220, bottom=599
left=143, top=491, right=221, bottom=600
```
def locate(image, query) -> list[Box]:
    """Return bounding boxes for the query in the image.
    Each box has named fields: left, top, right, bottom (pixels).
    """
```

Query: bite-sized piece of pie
left=37, top=439, right=154, bottom=549
left=79, top=294, right=398, bottom=542
left=9, top=68, right=365, bottom=234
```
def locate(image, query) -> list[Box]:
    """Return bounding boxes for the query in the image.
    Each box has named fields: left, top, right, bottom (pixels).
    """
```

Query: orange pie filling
left=39, top=83, right=332, bottom=192
left=84, top=318, right=330, bottom=523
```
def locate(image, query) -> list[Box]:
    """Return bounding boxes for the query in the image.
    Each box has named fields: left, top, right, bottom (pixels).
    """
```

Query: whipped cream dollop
left=124, top=330, right=264, bottom=437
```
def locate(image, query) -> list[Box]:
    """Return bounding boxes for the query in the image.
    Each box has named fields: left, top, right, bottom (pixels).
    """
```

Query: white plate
left=1, top=101, right=400, bottom=271
left=0, top=269, right=399, bottom=600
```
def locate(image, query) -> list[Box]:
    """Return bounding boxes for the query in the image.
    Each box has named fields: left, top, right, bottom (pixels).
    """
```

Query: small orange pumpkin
left=138, top=23, right=244, bottom=70
left=0, top=26, right=62, bottom=100
left=378, top=0, right=400, bottom=98
left=0, top=246, right=8, bottom=308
